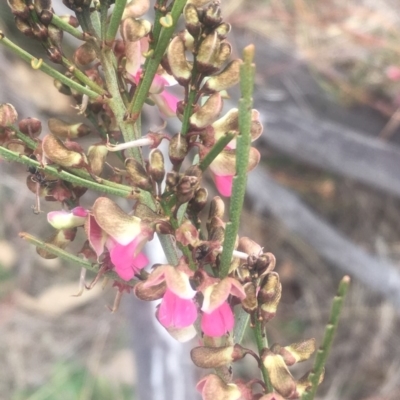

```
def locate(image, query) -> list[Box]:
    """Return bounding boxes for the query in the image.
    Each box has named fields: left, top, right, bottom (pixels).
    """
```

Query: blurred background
left=2, top=1, right=400, bottom=399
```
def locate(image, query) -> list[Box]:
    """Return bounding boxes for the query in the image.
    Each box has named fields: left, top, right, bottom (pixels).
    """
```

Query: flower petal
left=201, top=302, right=234, bottom=337
left=85, top=215, right=107, bottom=258
left=150, top=91, right=178, bottom=118
left=158, top=288, right=197, bottom=328
left=47, top=207, right=88, bottom=229
left=213, top=174, right=233, bottom=197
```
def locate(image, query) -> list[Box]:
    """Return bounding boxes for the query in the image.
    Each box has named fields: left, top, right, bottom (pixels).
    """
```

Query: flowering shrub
left=0, top=1, right=349, bottom=399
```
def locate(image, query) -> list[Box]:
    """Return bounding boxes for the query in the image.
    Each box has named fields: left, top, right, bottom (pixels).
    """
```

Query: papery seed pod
left=36, top=228, right=77, bottom=259
left=189, top=187, right=208, bottom=213
left=185, top=164, right=202, bottom=179
left=42, top=134, right=88, bottom=168
left=215, top=23, right=231, bottom=39
left=272, top=339, right=316, bottom=366
left=191, top=344, right=248, bottom=368
left=207, top=216, right=225, bottom=242
left=73, top=43, right=97, bottom=66
left=48, top=118, right=91, bottom=139
left=175, top=220, right=200, bottom=246
left=8, top=0, right=30, bottom=18
left=54, top=79, right=72, bottom=96
left=47, top=45, right=63, bottom=64
left=213, top=42, right=232, bottom=70
left=176, top=175, right=199, bottom=205
left=182, top=30, right=195, bottom=52
left=87, top=143, right=108, bottom=176
left=197, top=32, right=220, bottom=73
left=189, top=93, right=223, bottom=130
left=255, top=252, right=276, bottom=277
left=241, top=282, right=257, bottom=314
left=19, top=118, right=42, bottom=138
left=167, top=35, right=192, bottom=84
left=184, top=3, right=201, bottom=36
left=196, top=374, right=242, bottom=400
left=238, top=237, right=262, bottom=257
left=0, top=103, right=18, bottom=129
left=261, top=349, right=296, bottom=398
left=168, top=133, right=188, bottom=166
left=134, top=280, right=166, bottom=301
left=148, top=149, right=165, bottom=185
left=203, top=59, right=242, bottom=93
left=125, top=158, right=153, bottom=191
left=32, top=23, right=49, bottom=41
left=203, top=2, right=222, bottom=26
left=122, top=0, right=150, bottom=19
left=295, top=369, right=324, bottom=398
left=120, top=17, right=151, bottom=42
left=59, top=14, right=79, bottom=28
left=14, top=17, right=34, bottom=37
left=7, top=139, right=28, bottom=155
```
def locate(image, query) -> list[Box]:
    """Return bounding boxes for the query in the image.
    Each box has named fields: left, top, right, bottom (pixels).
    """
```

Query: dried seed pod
left=197, top=32, right=220, bottom=73
left=122, top=0, right=150, bottom=19
left=258, top=272, right=282, bottom=322
left=134, top=280, right=166, bottom=301
left=215, top=23, right=231, bottom=39
left=165, top=171, right=180, bottom=192
left=207, top=216, right=225, bottom=242
left=203, top=2, right=222, bottom=27
left=120, top=17, right=151, bottom=42
left=7, top=0, right=30, bottom=19
left=42, top=134, right=88, bottom=168
left=125, top=158, right=153, bottom=191
left=176, top=175, right=199, bottom=205
left=203, top=59, right=242, bottom=93
left=0, top=103, right=18, bottom=129
left=14, top=17, right=34, bottom=37
left=184, top=3, right=201, bottom=36
left=48, top=118, right=91, bottom=139
left=241, top=282, right=257, bottom=314
left=190, top=344, right=248, bottom=368
left=48, top=25, right=63, bottom=49
left=189, top=187, right=208, bottom=213
left=271, top=338, right=316, bottom=366
left=208, top=196, right=225, bottom=220
left=167, top=35, right=192, bottom=84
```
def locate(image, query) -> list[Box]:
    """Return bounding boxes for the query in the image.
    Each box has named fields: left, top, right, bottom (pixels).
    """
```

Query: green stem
left=100, top=0, right=111, bottom=42
left=100, top=47, right=142, bottom=161
left=0, top=146, right=135, bottom=198
left=254, top=319, right=273, bottom=392
left=51, top=14, right=86, bottom=40
left=105, top=0, right=127, bottom=44
left=219, top=45, right=255, bottom=278
left=233, top=307, right=250, bottom=344
left=199, top=132, right=235, bottom=171
left=62, top=57, right=108, bottom=95
left=127, top=0, right=188, bottom=119
left=150, top=0, right=167, bottom=52
left=301, top=276, right=351, bottom=400
left=180, top=83, right=197, bottom=137
left=20, top=232, right=137, bottom=286
left=0, top=33, right=101, bottom=100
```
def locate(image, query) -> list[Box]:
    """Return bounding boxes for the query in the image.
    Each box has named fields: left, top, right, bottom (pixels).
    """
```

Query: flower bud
left=196, top=374, right=242, bottom=400
left=197, top=32, right=221, bottom=73
left=272, top=339, right=316, bottom=366
left=169, top=133, right=188, bottom=165
left=167, top=35, right=192, bottom=84
left=121, top=17, right=151, bottom=42
left=184, top=4, right=201, bottom=36
left=255, top=252, right=276, bottom=276
left=73, top=43, right=97, bottom=67
left=203, top=59, right=242, bottom=93
left=6, top=139, right=28, bottom=155
left=258, top=272, right=282, bottom=322
left=190, top=93, right=223, bottom=130
left=19, top=118, right=42, bottom=138
left=207, top=216, right=225, bottom=242
left=125, top=158, right=153, bottom=191
left=148, top=149, right=165, bottom=185
left=122, top=0, right=150, bottom=19
left=175, top=220, right=200, bottom=247
left=0, top=103, right=18, bottom=130
left=48, top=118, right=91, bottom=139
left=238, top=237, right=261, bottom=257
left=165, top=171, right=180, bottom=192
left=189, top=187, right=208, bottom=213
left=203, top=2, right=222, bottom=27
left=42, top=134, right=88, bottom=169
left=87, top=143, right=108, bottom=176
left=213, top=42, right=232, bottom=69
left=48, top=25, right=63, bottom=49
left=261, top=349, right=296, bottom=398
left=7, top=0, right=30, bottom=19
left=47, top=206, right=88, bottom=229
left=134, top=280, right=166, bottom=301
left=191, top=344, right=249, bottom=368
left=36, top=228, right=77, bottom=259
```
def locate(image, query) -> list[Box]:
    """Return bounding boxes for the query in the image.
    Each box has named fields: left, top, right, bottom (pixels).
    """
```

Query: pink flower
left=86, top=197, right=153, bottom=281
left=143, top=261, right=197, bottom=341
left=196, top=374, right=242, bottom=400
left=201, top=277, right=246, bottom=337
